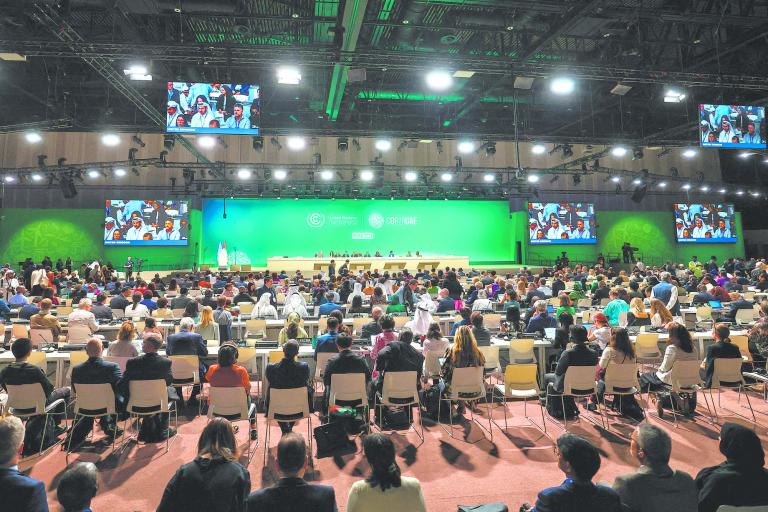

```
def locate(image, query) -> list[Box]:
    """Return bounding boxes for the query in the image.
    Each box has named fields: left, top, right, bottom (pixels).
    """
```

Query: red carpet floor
left=21, top=387, right=768, bottom=512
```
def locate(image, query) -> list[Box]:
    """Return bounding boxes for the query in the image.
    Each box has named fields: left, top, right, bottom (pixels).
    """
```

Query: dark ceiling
left=1, top=0, right=768, bottom=146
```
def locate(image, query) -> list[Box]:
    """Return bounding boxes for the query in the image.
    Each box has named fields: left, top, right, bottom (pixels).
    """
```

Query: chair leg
left=263, top=419, right=271, bottom=467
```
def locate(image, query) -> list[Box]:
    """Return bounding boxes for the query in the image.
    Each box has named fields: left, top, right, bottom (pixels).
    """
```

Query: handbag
left=458, top=504, right=509, bottom=512
left=313, top=421, right=351, bottom=458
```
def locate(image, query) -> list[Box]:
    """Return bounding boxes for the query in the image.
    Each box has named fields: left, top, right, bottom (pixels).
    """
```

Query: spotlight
left=197, top=136, right=216, bottom=149
left=481, top=141, right=496, bottom=156
left=681, top=183, right=691, bottom=190
left=561, top=144, right=573, bottom=158
left=277, top=66, right=301, bottom=85
left=286, top=136, right=306, bottom=151
left=123, top=64, right=151, bottom=80
left=682, top=148, right=697, bottom=158
left=404, top=171, right=418, bottom=182
left=736, top=190, right=744, bottom=195
left=426, top=70, right=453, bottom=91
left=700, top=185, right=709, bottom=192
left=718, top=188, right=727, bottom=194
left=31, top=173, right=43, bottom=182
left=252, top=136, right=264, bottom=152
left=337, top=137, right=348, bottom=152
left=550, top=77, right=575, bottom=95
left=375, top=139, right=392, bottom=152
left=440, top=172, right=453, bottom=182
left=87, top=169, right=100, bottom=179
left=114, top=168, right=127, bottom=177
left=750, top=191, right=761, bottom=197
left=25, top=132, right=42, bottom=144
left=632, top=147, right=644, bottom=160
left=163, top=134, right=175, bottom=151
left=237, top=168, right=252, bottom=180
left=457, top=141, right=475, bottom=154
left=320, top=170, right=334, bottom=180
left=128, top=147, right=138, bottom=162
left=531, top=144, right=546, bottom=155
left=360, top=170, right=374, bottom=182
left=739, top=151, right=752, bottom=159
left=527, top=174, right=540, bottom=183
left=483, top=173, right=495, bottom=182
left=663, top=89, right=686, bottom=103
left=3, top=175, right=15, bottom=183
left=101, top=133, right=120, bottom=146
left=572, top=174, right=582, bottom=185
left=610, top=176, right=621, bottom=183
left=658, top=181, right=667, bottom=188
left=632, top=178, right=642, bottom=185
left=273, top=169, right=288, bottom=180
left=611, top=146, right=628, bottom=157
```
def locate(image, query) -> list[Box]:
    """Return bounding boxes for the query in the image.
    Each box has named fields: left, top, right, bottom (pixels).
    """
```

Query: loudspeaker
left=347, top=68, right=366, bottom=82
left=59, top=176, right=78, bottom=198
left=631, top=184, right=647, bottom=203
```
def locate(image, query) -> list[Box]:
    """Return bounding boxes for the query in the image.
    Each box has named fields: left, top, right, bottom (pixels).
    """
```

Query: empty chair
left=707, top=358, right=756, bottom=423
left=237, top=302, right=255, bottom=315
left=478, top=345, right=501, bottom=381
left=730, top=335, right=752, bottom=365
left=734, top=308, right=756, bottom=325
left=112, top=308, right=126, bottom=320
left=245, top=319, right=266, bottom=338
left=484, top=313, right=502, bottom=330
left=634, top=333, right=662, bottom=367
left=170, top=308, right=185, bottom=318
left=661, top=359, right=713, bottom=426
left=170, top=355, right=201, bottom=404
left=65, top=351, right=89, bottom=383
left=577, top=299, right=592, bottom=308
left=696, top=306, right=713, bottom=322
left=104, top=356, right=131, bottom=373
left=11, top=323, right=29, bottom=341
left=492, top=363, right=546, bottom=434
left=313, top=352, right=336, bottom=390
left=27, top=351, right=47, bottom=371
left=29, top=328, right=54, bottom=347
left=352, top=317, right=372, bottom=336
left=508, top=338, right=537, bottom=364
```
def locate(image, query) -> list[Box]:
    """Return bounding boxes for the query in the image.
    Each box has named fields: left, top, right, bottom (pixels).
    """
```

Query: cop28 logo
left=368, top=213, right=385, bottom=229
left=306, top=213, right=325, bottom=227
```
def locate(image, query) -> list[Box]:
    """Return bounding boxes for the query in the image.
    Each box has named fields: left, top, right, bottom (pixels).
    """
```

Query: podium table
left=266, top=255, right=470, bottom=273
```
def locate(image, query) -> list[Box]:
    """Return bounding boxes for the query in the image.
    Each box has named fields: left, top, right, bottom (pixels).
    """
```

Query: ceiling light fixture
left=682, top=149, right=697, bottom=158
left=237, top=168, right=252, bottom=180
left=277, top=66, right=301, bottom=85
left=374, top=139, right=392, bottom=152
left=197, top=136, right=216, bottom=149
left=527, top=174, right=540, bottom=183
left=457, top=141, right=475, bottom=154
left=425, top=70, right=453, bottom=91
left=320, top=170, right=334, bottom=181
left=531, top=144, right=546, bottom=155
left=273, top=169, right=288, bottom=180
left=101, top=133, right=120, bottom=146
left=286, top=136, right=306, bottom=151
left=25, top=132, right=42, bottom=144
left=550, top=77, right=575, bottom=95
left=360, top=169, right=374, bottom=182
left=404, top=171, right=418, bottom=182
left=440, top=172, right=453, bottom=182
left=611, top=146, right=628, bottom=157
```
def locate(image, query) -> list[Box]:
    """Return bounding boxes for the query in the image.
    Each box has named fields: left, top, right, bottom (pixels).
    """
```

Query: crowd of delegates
left=104, top=200, right=189, bottom=242
left=675, top=204, right=735, bottom=241
left=699, top=104, right=765, bottom=145
left=166, top=82, right=260, bottom=130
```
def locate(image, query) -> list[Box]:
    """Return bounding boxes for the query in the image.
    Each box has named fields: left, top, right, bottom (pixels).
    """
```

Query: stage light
left=658, top=181, right=667, bottom=188
left=751, top=191, right=761, bottom=197
left=663, top=89, right=686, bottom=103
left=87, top=170, right=100, bottom=179
left=682, top=148, right=697, bottom=158
left=3, top=175, right=15, bottom=183
left=425, top=70, right=453, bottom=91
left=550, top=77, right=575, bottom=95
left=337, top=137, right=348, bottom=152
left=632, top=147, right=644, bottom=160
left=360, top=169, right=374, bottom=182
left=320, top=170, right=334, bottom=181
left=404, top=171, right=418, bottom=182
left=718, top=188, right=727, bottom=193
left=31, top=173, right=43, bottom=182
left=739, top=151, right=752, bottom=159
left=527, top=174, right=540, bottom=183
left=273, top=169, right=288, bottom=180
left=374, top=139, right=392, bottom=152
left=124, top=64, right=147, bottom=75
left=736, top=190, right=744, bottom=195
left=700, top=185, right=709, bottom=192
left=611, top=146, right=628, bottom=157
left=237, top=168, right=252, bottom=180
left=114, top=168, right=127, bottom=177
left=101, top=133, right=120, bottom=146
left=286, top=136, right=306, bottom=151
left=632, top=178, right=642, bottom=185
left=531, top=144, right=546, bottom=155
left=441, top=172, right=453, bottom=182
left=610, top=176, right=621, bottom=183
left=252, top=136, right=264, bottom=152
left=25, top=132, right=42, bottom=143
left=457, top=141, right=475, bottom=154
left=483, top=173, right=495, bottom=182
left=277, top=66, right=301, bottom=85
left=197, top=136, right=216, bottom=149
left=681, top=183, right=691, bottom=190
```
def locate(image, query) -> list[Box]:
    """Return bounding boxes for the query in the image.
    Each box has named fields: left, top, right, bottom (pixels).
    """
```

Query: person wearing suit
left=0, top=416, right=49, bottom=512
left=67, top=338, right=123, bottom=448
left=374, top=328, right=424, bottom=393
left=118, top=335, right=177, bottom=442
left=247, top=432, right=337, bottom=512
left=722, top=292, right=754, bottom=323
left=323, top=335, right=371, bottom=413
left=265, top=340, right=313, bottom=434
left=701, top=323, right=742, bottom=387
left=525, top=300, right=558, bottom=335
left=166, top=317, right=208, bottom=405
left=255, top=277, right=277, bottom=306
left=360, top=307, right=384, bottom=340
left=170, top=287, right=194, bottom=310
left=435, top=288, right=455, bottom=312
left=543, top=325, right=598, bottom=394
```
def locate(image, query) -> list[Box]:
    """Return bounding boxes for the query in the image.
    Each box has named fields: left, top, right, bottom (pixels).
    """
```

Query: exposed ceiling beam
left=325, top=0, right=369, bottom=121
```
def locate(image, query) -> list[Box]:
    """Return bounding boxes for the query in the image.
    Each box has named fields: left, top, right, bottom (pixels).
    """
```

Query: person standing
left=124, top=256, right=134, bottom=280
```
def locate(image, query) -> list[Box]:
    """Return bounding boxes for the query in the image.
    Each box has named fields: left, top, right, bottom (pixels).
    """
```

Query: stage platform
left=265, top=255, right=471, bottom=273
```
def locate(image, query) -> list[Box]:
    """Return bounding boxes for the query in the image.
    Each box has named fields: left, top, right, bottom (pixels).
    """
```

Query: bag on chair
left=313, top=421, right=351, bottom=458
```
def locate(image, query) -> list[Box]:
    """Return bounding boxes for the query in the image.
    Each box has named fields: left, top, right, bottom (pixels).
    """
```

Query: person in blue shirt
left=318, top=292, right=341, bottom=316
left=0, top=298, right=10, bottom=318
left=314, top=316, right=340, bottom=360
left=8, top=286, right=29, bottom=306
left=742, top=122, right=763, bottom=145
left=713, top=219, right=732, bottom=239
left=139, top=290, right=158, bottom=312
left=223, top=104, right=249, bottom=129
left=525, top=300, right=558, bottom=335
left=449, top=307, right=471, bottom=336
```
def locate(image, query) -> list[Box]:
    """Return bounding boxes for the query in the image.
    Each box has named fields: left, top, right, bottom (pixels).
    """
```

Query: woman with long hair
left=422, top=322, right=448, bottom=356
left=108, top=320, right=140, bottom=357
left=555, top=292, right=575, bottom=317
left=195, top=305, right=218, bottom=341
left=157, top=418, right=250, bottom=512
left=502, top=305, right=523, bottom=335
left=347, top=433, right=426, bottom=512
left=183, top=300, right=200, bottom=320
left=278, top=312, right=308, bottom=345
left=349, top=294, right=370, bottom=315
left=440, top=325, right=485, bottom=397
left=370, top=286, right=388, bottom=306
left=627, top=297, right=651, bottom=326
left=649, top=298, right=674, bottom=327
left=125, top=292, right=150, bottom=319
left=639, top=322, right=698, bottom=411
left=593, top=327, right=640, bottom=417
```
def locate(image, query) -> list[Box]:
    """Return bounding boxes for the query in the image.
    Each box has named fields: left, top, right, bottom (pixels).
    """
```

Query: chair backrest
left=711, top=358, right=745, bottom=389
left=245, top=319, right=266, bottom=336
left=267, top=387, right=310, bottom=420
left=104, top=356, right=131, bottom=372
left=669, top=359, right=703, bottom=392
left=154, top=308, right=173, bottom=319
left=207, top=386, right=249, bottom=420
left=730, top=335, right=751, bottom=362
left=352, top=316, right=372, bottom=336
left=696, top=306, right=712, bottom=321
left=394, top=316, right=410, bottom=329
left=508, top=339, right=536, bottom=364
left=67, top=325, right=92, bottom=343
left=478, top=345, right=500, bottom=370
left=423, top=351, right=442, bottom=378
left=381, top=370, right=419, bottom=406
left=170, top=308, right=185, bottom=318
left=599, top=298, right=611, bottom=307
left=618, top=311, right=629, bottom=327
left=577, top=299, right=592, bottom=308
left=504, top=364, right=540, bottom=393
left=56, top=306, right=73, bottom=316
left=562, top=365, right=598, bottom=396
left=275, top=293, right=286, bottom=305
left=27, top=351, right=47, bottom=371
left=634, top=333, right=661, bottom=358
left=238, top=302, right=255, bottom=315
left=329, top=373, right=368, bottom=406
left=169, top=355, right=200, bottom=383
left=112, top=308, right=126, bottom=320
left=127, top=379, right=171, bottom=413
left=317, top=317, right=328, bottom=333
left=735, top=308, right=756, bottom=324
left=11, top=323, right=29, bottom=340
left=603, top=363, right=640, bottom=394
left=29, top=328, right=53, bottom=346
left=315, top=351, right=336, bottom=380
left=268, top=350, right=284, bottom=364
left=582, top=310, right=594, bottom=323
left=6, top=383, right=47, bottom=416
left=236, top=347, right=258, bottom=373
left=448, top=366, right=485, bottom=399
left=484, top=313, right=502, bottom=330
left=73, top=383, right=116, bottom=416
left=196, top=323, right=219, bottom=342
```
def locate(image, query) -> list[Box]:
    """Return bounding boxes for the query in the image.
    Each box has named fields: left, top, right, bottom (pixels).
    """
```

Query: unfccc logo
left=306, top=212, right=325, bottom=227
left=368, top=212, right=385, bottom=229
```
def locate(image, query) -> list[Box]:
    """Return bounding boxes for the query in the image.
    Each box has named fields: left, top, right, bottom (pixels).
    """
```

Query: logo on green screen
left=368, top=212, right=384, bottom=229
left=306, top=213, right=325, bottom=227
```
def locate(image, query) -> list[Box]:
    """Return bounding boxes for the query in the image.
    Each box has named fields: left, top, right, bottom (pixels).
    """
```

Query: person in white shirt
left=124, top=293, right=151, bottom=319
left=67, top=298, right=100, bottom=334
left=635, top=259, right=646, bottom=272
left=253, top=293, right=278, bottom=319
left=155, top=219, right=181, bottom=241
left=471, top=290, right=493, bottom=312
left=691, top=218, right=708, bottom=238
left=190, top=100, right=215, bottom=128
left=404, top=302, right=434, bottom=337
left=546, top=219, right=565, bottom=239
left=713, top=219, right=732, bottom=238
left=717, top=118, right=737, bottom=143
left=125, top=217, right=149, bottom=241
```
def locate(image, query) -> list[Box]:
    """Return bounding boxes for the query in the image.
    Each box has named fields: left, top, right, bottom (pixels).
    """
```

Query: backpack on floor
left=656, top=390, right=697, bottom=414
left=421, top=386, right=451, bottom=422
left=546, top=395, right=579, bottom=420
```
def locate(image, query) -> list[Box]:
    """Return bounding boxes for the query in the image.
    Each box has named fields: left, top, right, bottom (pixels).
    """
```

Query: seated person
left=470, top=311, right=491, bottom=347
left=314, top=316, right=340, bottom=361
left=526, top=300, right=558, bottom=336
left=166, top=317, right=208, bottom=406
left=0, top=416, right=48, bottom=511
left=371, top=315, right=399, bottom=377
left=439, top=325, right=485, bottom=417
left=18, top=300, right=40, bottom=321
left=587, top=312, right=611, bottom=350
left=722, top=292, right=754, bottom=323
left=374, top=327, right=424, bottom=394
left=278, top=312, right=309, bottom=346
left=543, top=325, right=598, bottom=395
left=57, top=462, right=99, bottom=512
left=29, top=298, right=63, bottom=342
left=449, top=307, right=471, bottom=336
left=701, top=323, right=741, bottom=388
left=593, top=327, right=641, bottom=419
left=91, top=293, right=114, bottom=321
left=323, top=334, right=371, bottom=413
left=125, top=293, right=151, bottom=319
left=108, top=321, right=141, bottom=358
left=318, top=292, right=341, bottom=316
left=691, top=284, right=717, bottom=304
left=602, top=288, right=630, bottom=326
left=265, top=341, right=312, bottom=434
left=385, top=295, right=406, bottom=315
left=626, top=298, right=651, bottom=327
left=435, top=288, right=455, bottom=313
left=360, top=307, right=384, bottom=340
left=348, top=295, right=370, bottom=315
left=68, top=298, right=100, bottom=334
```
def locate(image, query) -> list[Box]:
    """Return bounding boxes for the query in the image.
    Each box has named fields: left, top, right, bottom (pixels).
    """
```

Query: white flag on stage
left=217, top=240, right=229, bottom=268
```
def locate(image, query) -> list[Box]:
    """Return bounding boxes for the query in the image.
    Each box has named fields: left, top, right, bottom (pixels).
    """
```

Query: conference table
left=265, top=255, right=471, bottom=273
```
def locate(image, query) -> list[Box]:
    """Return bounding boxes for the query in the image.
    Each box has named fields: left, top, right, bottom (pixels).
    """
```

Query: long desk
left=266, top=255, right=470, bottom=273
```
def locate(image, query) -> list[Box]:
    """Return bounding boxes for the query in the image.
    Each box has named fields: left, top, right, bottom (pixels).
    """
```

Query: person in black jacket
left=543, top=325, right=598, bottom=394
left=67, top=338, right=123, bottom=448
left=701, top=323, right=742, bottom=387
left=323, top=335, right=371, bottom=413
left=118, top=335, right=176, bottom=442
left=109, top=287, right=132, bottom=312
left=256, top=277, right=277, bottom=306
left=159, top=418, right=251, bottom=512
left=247, top=432, right=337, bottom=512
left=265, top=340, right=312, bottom=433
left=374, top=328, right=424, bottom=393
left=442, top=271, right=464, bottom=300
left=361, top=307, right=384, bottom=340
left=722, top=292, right=754, bottom=323
left=695, top=422, right=768, bottom=512
left=167, top=317, right=209, bottom=405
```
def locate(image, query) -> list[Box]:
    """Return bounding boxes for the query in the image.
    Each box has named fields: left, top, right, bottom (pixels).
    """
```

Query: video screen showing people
left=104, top=200, right=189, bottom=246
left=674, top=203, right=737, bottom=243
left=699, top=104, right=765, bottom=149
left=528, top=202, right=597, bottom=245
left=166, top=82, right=260, bottom=135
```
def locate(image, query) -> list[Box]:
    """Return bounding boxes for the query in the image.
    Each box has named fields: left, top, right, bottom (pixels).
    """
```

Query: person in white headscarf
left=253, top=292, right=278, bottom=319
left=472, top=290, right=493, bottom=311
left=104, top=216, right=118, bottom=240
left=125, top=217, right=149, bottom=240
left=282, top=292, right=309, bottom=318
left=1, top=270, right=19, bottom=300
left=167, top=100, right=181, bottom=127
left=347, top=281, right=365, bottom=304
left=405, top=301, right=434, bottom=337
left=190, top=97, right=215, bottom=128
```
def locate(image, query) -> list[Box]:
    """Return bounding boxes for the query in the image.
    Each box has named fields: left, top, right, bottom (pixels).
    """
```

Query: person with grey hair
left=651, top=271, right=680, bottom=315
left=67, top=297, right=100, bottom=334
left=57, top=462, right=98, bottom=512
left=435, top=288, right=455, bottom=312
left=525, top=299, right=558, bottom=335
left=0, top=416, right=48, bottom=512
left=167, top=316, right=208, bottom=406
left=361, top=306, right=384, bottom=340
left=613, top=424, right=697, bottom=511
left=471, top=289, right=493, bottom=311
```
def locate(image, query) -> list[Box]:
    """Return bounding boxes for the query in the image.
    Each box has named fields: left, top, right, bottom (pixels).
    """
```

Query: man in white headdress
left=282, top=291, right=309, bottom=318
left=104, top=217, right=118, bottom=240
left=166, top=101, right=181, bottom=127
left=347, top=281, right=365, bottom=304
left=253, top=292, right=278, bottom=319
left=125, top=217, right=149, bottom=241
left=404, top=300, right=434, bottom=337
left=190, top=99, right=215, bottom=128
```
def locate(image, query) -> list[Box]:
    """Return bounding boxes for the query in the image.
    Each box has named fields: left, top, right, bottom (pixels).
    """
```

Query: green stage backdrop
left=201, top=199, right=516, bottom=266
left=0, top=208, right=201, bottom=269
